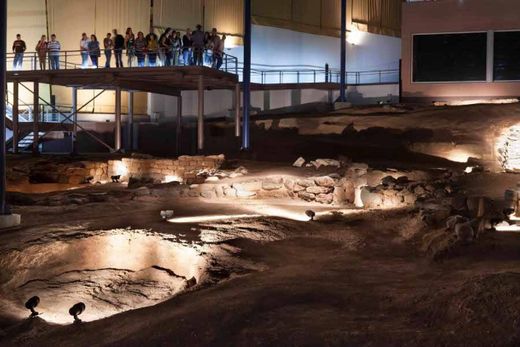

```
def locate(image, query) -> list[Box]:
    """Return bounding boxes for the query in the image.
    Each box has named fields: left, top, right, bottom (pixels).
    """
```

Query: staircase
left=5, top=101, right=74, bottom=153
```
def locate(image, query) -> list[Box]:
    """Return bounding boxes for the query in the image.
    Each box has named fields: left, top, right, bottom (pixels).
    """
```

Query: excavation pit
left=0, top=229, right=207, bottom=325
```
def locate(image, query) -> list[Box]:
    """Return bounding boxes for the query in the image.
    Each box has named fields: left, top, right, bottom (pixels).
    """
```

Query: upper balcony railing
left=6, top=48, right=239, bottom=75
left=6, top=49, right=398, bottom=86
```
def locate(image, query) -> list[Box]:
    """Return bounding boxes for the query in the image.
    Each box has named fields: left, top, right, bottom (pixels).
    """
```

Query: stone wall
left=108, top=155, right=225, bottom=184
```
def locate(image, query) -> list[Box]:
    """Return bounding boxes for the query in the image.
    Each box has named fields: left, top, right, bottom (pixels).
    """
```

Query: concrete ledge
left=0, top=214, right=21, bottom=229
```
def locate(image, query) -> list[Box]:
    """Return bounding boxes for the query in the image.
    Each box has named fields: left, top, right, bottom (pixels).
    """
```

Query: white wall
left=226, top=24, right=401, bottom=73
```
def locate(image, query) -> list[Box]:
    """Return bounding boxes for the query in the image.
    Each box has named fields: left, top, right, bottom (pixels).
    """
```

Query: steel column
left=234, top=83, right=240, bottom=137
left=339, top=0, right=347, bottom=102
left=12, top=82, right=19, bottom=153
left=115, top=87, right=122, bottom=151
left=176, top=95, right=182, bottom=154
left=127, top=91, right=134, bottom=152
left=0, top=0, right=8, bottom=213
left=71, top=87, right=77, bottom=153
left=32, top=82, right=39, bottom=155
left=242, top=0, right=251, bottom=150
left=197, top=76, right=204, bottom=152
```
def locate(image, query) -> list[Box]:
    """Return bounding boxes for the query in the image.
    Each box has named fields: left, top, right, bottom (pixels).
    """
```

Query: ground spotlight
left=69, top=302, right=86, bottom=323
left=25, top=296, right=40, bottom=317
left=305, top=210, right=316, bottom=221
left=111, top=175, right=121, bottom=183
left=160, top=210, right=174, bottom=220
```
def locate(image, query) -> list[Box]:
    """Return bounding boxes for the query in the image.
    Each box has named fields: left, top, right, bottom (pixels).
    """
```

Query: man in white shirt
left=80, top=33, right=91, bottom=68
left=47, top=34, right=61, bottom=70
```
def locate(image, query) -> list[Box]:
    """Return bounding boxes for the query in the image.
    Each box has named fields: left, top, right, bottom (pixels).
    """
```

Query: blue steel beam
left=242, top=0, right=251, bottom=150
left=339, top=0, right=347, bottom=102
left=0, top=0, right=8, bottom=214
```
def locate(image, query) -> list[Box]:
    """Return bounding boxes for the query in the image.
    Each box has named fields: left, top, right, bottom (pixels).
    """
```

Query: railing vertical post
left=297, top=71, right=300, bottom=84
left=65, top=51, right=68, bottom=69
left=325, top=63, right=329, bottom=83
left=313, top=70, right=316, bottom=83
left=225, top=54, right=228, bottom=72
left=32, top=81, right=40, bottom=155
left=379, top=70, right=382, bottom=84
left=279, top=71, right=282, bottom=84
left=197, top=75, right=204, bottom=152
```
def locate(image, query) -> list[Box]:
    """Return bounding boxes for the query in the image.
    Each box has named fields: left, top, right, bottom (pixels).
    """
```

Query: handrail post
left=313, top=70, right=316, bottom=83
left=297, top=71, right=300, bottom=84
left=65, top=51, right=68, bottom=69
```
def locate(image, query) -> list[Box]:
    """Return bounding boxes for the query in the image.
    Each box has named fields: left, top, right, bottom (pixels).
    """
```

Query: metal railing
left=237, top=67, right=399, bottom=85
left=6, top=48, right=239, bottom=74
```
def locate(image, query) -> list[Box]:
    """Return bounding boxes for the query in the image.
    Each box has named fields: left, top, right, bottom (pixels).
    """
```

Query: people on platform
left=125, top=27, right=135, bottom=67
left=146, top=32, right=159, bottom=67
left=192, top=25, right=205, bottom=66
left=47, top=34, right=61, bottom=70
left=35, top=35, right=48, bottom=70
left=103, top=33, right=113, bottom=68
left=12, top=24, right=230, bottom=71
left=88, top=35, right=101, bottom=68
left=182, top=28, right=193, bottom=66
left=113, top=29, right=125, bottom=68
left=134, top=31, right=147, bottom=67
left=12, top=34, right=26, bottom=70
left=80, top=33, right=90, bottom=68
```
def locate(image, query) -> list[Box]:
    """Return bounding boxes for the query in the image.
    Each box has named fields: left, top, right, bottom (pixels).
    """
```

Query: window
left=494, top=31, right=520, bottom=81
left=413, top=33, right=487, bottom=82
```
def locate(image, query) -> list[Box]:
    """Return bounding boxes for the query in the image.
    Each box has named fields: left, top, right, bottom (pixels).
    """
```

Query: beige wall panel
left=252, top=0, right=292, bottom=21
left=154, top=0, right=203, bottom=31
left=291, top=0, right=321, bottom=27
left=204, top=0, right=243, bottom=35
left=321, top=0, right=341, bottom=30
left=95, top=0, right=150, bottom=37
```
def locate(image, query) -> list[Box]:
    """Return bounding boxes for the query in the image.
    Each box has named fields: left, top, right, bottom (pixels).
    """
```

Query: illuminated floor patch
left=0, top=229, right=206, bottom=324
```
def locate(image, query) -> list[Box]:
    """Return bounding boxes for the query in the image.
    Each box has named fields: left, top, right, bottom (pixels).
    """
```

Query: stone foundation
left=108, top=155, right=225, bottom=184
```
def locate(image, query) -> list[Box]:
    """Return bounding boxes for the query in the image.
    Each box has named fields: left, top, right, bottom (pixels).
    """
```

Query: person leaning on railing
left=192, top=25, right=205, bottom=66
left=213, top=34, right=226, bottom=70
left=159, top=28, right=173, bottom=66
left=47, top=34, right=61, bottom=70
left=35, top=35, right=48, bottom=70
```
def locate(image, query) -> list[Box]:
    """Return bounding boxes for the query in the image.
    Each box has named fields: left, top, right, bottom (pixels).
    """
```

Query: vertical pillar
left=12, top=82, right=19, bottom=153
left=234, top=84, right=240, bottom=137
left=486, top=30, right=494, bottom=83
left=32, top=82, right=40, bottom=155
left=115, top=87, right=122, bottom=151
left=242, top=0, right=251, bottom=150
left=0, top=0, right=7, bottom=213
left=127, top=91, right=134, bottom=152
left=339, top=0, right=347, bottom=102
left=197, top=76, right=204, bottom=152
left=71, top=87, right=77, bottom=153
left=176, top=94, right=182, bottom=154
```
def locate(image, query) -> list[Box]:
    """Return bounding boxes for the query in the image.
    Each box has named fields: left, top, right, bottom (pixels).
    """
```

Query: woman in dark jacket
left=88, top=34, right=101, bottom=68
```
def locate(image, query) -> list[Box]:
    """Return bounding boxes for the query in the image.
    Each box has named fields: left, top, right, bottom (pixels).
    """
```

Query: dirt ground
left=2, top=104, right=520, bottom=346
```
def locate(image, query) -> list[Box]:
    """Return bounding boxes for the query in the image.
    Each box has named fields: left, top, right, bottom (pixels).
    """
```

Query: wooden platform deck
left=6, top=66, right=239, bottom=95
